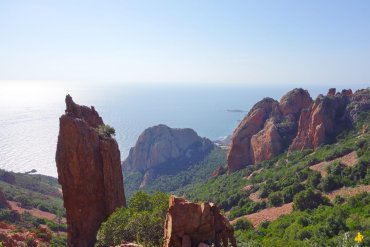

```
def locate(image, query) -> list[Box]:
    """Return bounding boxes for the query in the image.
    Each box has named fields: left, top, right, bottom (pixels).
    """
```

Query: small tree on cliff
left=96, top=124, right=116, bottom=138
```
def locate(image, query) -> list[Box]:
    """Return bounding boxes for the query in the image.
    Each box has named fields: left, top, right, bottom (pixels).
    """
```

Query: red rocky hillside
left=227, top=88, right=370, bottom=172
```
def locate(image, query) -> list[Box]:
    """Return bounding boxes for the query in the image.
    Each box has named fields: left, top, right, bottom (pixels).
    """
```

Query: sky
left=1, top=0, right=370, bottom=86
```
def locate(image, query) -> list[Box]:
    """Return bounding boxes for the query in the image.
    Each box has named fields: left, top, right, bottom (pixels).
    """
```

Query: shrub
left=293, top=189, right=330, bottom=211
left=334, top=195, right=345, bottom=205
left=320, top=175, right=342, bottom=192
left=235, top=218, right=253, bottom=231
left=50, top=235, right=67, bottom=247
left=307, top=171, right=321, bottom=188
left=96, top=191, right=169, bottom=247
left=0, top=209, right=20, bottom=222
left=260, top=221, right=270, bottom=229
left=268, top=192, right=283, bottom=207
left=297, top=229, right=312, bottom=240
left=282, top=183, right=305, bottom=203
left=96, top=124, right=116, bottom=138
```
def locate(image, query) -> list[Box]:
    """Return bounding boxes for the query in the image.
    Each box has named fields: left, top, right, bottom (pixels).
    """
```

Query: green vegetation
left=96, top=124, right=116, bottom=137
left=96, top=191, right=169, bottom=247
left=178, top=126, right=370, bottom=222
left=0, top=170, right=66, bottom=244
left=235, top=192, right=370, bottom=246
left=124, top=148, right=226, bottom=198
left=293, top=188, right=330, bottom=211
left=51, top=235, right=67, bottom=247
left=0, top=169, right=64, bottom=216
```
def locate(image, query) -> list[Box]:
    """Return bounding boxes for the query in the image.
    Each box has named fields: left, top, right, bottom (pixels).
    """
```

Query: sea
left=0, top=82, right=366, bottom=177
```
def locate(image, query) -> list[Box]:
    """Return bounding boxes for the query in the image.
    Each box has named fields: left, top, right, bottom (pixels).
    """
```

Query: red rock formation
left=228, top=89, right=312, bottom=172
left=163, top=196, right=237, bottom=247
left=279, top=88, right=312, bottom=118
left=56, top=95, right=126, bottom=247
left=251, top=120, right=283, bottom=164
left=227, top=87, right=370, bottom=172
left=328, top=88, right=336, bottom=96
left=123, top=124, right=214, bottom=185
left=289, top=90, right=352, bottom=151
left=227, top=98, right=280, bottom=172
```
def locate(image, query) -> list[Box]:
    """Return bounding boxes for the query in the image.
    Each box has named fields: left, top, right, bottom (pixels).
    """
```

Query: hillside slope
left=0, top=170, right=67, bottom=246
left=176, top=111, right=370, bottom=246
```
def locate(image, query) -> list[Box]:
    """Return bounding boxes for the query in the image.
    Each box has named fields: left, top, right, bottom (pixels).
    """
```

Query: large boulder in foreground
left=56, top=95, right=126, bottom=247
left=123, top=124, right=214, bottom=187
left=163, top=196, right=236, bottom=247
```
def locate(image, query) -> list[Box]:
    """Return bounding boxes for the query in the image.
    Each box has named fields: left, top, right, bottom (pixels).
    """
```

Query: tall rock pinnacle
left=56, top=95, right=126, bottom=247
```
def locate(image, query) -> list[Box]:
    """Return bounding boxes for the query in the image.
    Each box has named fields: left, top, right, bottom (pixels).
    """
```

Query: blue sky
left=1, top=0, right=370, bottom=86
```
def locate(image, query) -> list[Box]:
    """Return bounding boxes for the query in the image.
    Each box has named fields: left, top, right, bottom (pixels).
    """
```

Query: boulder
left=163, top=196, right=237, bottom=247
left=56, top=95, right=126, bottom=247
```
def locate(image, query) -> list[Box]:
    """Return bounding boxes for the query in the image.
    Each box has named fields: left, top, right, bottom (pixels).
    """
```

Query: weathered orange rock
left=227, top=98, right=280, bottom=172
left=251, top=120, right=283, bottom=164
left=279, top=88, right=312, bottom=117
left=56, top=95, right=126, bottom=247
left=228, top=89, right=311, bottom=172
left=289, top=92, right=346, bottom=151
left=163, top=196, right=236, bottom=247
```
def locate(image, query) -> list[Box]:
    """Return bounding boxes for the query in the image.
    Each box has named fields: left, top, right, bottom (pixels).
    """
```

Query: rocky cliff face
left=289, top=89, right=355, bottom=151
left=163, top=196, right=237, bottom=247
left=56, top=95, right=126, bottom=247
left=228, top=88, right=312, bottom=172
left=123, top=124, right=214, bottom=186
left=228, top=88, right=370, bottom=172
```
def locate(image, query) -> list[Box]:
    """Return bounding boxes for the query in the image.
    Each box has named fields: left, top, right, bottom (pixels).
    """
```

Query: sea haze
left=0, top=83, right=361, bottom=177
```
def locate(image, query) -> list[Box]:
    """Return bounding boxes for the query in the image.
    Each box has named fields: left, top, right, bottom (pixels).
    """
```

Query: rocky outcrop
left=163, top=196, right=237, bottom=247
left=228, top=88, right=370, bottom=172
left=228, top=89, right=312, bottom=172
left=56, top=95, right=126, bottom=247
left=289, top=89, right=352, bottom=151
left=250, top=119, right=283, bottom=164
left=227, top=98, right=280, bottom=172
left=123, top=124, right=214, bottom=186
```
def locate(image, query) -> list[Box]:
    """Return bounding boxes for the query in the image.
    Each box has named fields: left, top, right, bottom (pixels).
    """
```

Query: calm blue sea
left=0, top=83, right=364, bottom=177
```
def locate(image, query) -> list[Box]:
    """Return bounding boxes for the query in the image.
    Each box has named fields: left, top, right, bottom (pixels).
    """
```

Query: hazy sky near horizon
left=1, top=1, right=370, bottom=86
